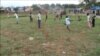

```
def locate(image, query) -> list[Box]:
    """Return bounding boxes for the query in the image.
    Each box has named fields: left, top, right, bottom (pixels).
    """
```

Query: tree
left=14, top=7, right=19, bottom=13
left=50, top=4, right=55, bottom=8
left=56, top=4, right=63, bottom=8
left=32, top=5, right=40, bottom=11
left=62, top=4, right=68, bottom=9
left=83, top=0, right=98, bottom=9
left=43, top=4, right=50, bottom=10
left=84, top=0, right=90, bottom=4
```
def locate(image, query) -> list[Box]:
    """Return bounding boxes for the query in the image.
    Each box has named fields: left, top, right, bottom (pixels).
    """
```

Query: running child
left=65, top=16, right=71, bottom=31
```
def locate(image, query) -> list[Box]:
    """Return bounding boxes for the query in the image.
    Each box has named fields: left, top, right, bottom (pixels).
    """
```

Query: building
left=91, top=0, right=100, bottom=15
left=96, top=0, right=100, bottom=2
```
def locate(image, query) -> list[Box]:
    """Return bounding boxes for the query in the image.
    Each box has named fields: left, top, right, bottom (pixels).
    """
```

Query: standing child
left=91, top=11, right=96, bottom=27
left=37, top=11, right=42, bottom=28
left=14, top=12, right=19, bottom=24
left=45, top=12, right=48, bottom=22
left=7, top=12, right=10, bottom=18
left=87, top=13, right=92, bottom=29
left=60, top=13, right=62, bottom=19
left=77, top=15, right=81, bottom=21
left=65, top=16, right=71, bottom=31
left=29, top=12, right=33, bottom=22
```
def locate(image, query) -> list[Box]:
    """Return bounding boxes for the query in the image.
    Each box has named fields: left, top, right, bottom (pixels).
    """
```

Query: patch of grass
left=0, top=13, right=100, bottom=56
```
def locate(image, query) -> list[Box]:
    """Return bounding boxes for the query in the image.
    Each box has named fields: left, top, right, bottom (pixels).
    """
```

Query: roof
left=91, top=6, right=100, bottom=10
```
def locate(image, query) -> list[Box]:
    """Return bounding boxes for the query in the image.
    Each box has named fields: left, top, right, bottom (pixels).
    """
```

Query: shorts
left=66, top=22, right=70, bottom=26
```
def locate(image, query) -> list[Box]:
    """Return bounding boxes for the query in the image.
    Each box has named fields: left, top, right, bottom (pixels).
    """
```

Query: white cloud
left=1, top=0, right=81, bottom=7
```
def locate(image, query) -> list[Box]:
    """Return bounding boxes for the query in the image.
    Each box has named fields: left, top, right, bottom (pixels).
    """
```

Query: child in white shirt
left=37, top=12, right=41, bottom=28
left=14, top=13, right=19, bottom=24
left=65, top=16, right=71, bottom=31
left=87, top=13, right=92, bottom=29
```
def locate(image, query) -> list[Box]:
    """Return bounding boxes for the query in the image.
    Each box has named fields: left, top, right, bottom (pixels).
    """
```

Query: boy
left=77, top=15, right=81, bottom=21
left=91, top=11, right=96, bottom=27
left=29, top=12, right=33, bottom=22
left=37, top=11, right=42, bottom=28
left=14, top=12, right=19, bottom=24
left=87, top=13, right=92, bottom=29
left=65, top=16, right=71, bottom=31
left=45, top=12, right=48, bottom=22
left=60, top=13, right=62, bottom=19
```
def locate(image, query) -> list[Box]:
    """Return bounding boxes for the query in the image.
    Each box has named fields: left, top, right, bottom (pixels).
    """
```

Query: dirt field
left=0, top=14, right=100, bottom=56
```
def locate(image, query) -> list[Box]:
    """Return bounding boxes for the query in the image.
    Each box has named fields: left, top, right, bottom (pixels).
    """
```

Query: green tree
left=43, top=4, right=50, bottom=10
left=84, top=0, right=90, bottom=4
left=56, top=4, right=63, bottom=8
left=32, top=5, right=40, bottom=11
left=50, top=4, right=55, bottom=8
left=14, top=7, right=19, bottom=13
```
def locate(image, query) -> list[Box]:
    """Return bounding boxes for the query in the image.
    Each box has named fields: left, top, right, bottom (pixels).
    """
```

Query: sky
left=1, top=0, right=83, bottom=7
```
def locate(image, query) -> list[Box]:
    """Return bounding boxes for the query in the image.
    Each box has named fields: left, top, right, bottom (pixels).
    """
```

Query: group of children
left=14, top=11, right=42, bottom=28
left=65, top=11, right=96, bottom=31
left=13, top=10, right=96, bottom=31
left=87, top=11, right=96, bottom=29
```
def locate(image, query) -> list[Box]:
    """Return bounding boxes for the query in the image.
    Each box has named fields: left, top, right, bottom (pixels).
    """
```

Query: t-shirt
left=14, top=13, right=18, bottom=19
left=65, top=17, right=70, bottom=25
left=37, top=13, right=41, bottom=20
left=91, top=14, right=96, bottom=19
left=87, top=15, right=91, bottom=21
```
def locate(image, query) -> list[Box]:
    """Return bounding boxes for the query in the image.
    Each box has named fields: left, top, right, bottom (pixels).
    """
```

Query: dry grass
left=0, top=14, right=100, bottom=56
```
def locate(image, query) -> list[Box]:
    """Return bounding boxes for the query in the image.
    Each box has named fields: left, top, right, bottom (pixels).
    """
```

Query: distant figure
left=29, top=12, right=33, bottom=22
left=91, top=11, right=96, bottom=27
left=37, top=11, right=42, bottom=28
left=55, top=14, right=59, bottom=20
left=65, top=16, right=71, bottom=31
left=54, top=11, right=59, bottom=21
left=14, top=12, right=19, bottom=24
left=7, top=12, right=10, bottom=18
left=77, top=15, right=81, bottom=21
left=45, top=12, right=48, bottom=22
left=87, top=13, right=92, bottom=29
left=60, top=13, right=62, bottom=19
